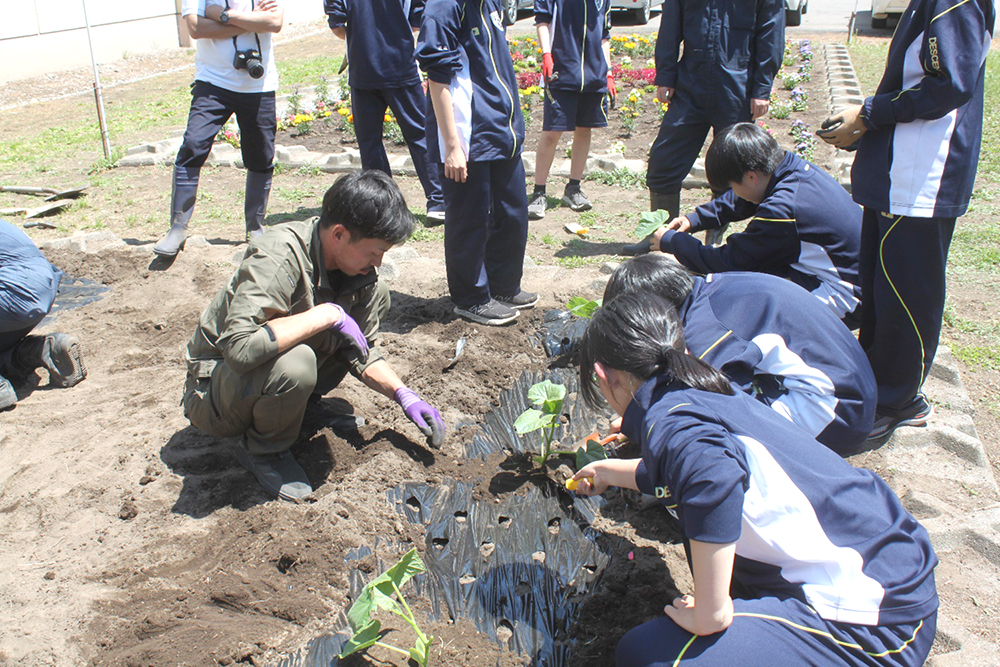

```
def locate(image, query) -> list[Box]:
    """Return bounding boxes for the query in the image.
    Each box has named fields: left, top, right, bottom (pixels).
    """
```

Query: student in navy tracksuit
left=604, top=255, right=876, bottom=456
left=325, top=0, right=445, bottom=221
left=416, top=0, right=536, bottom=326
left=652, top=123, right=863, bottom=327
left=819, top=0, right=994, bottom=440
left=571, top=292, right=938, bottom=666
left=623, top=0, right=783, bottom=255
left=527, top=0, right=614, bottom=220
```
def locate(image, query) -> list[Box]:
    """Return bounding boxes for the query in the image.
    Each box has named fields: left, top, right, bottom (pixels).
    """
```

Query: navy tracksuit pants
left=351, top=83, right=443, bottom=209
left=616, top=596, right=936, bottom=666
left=858, top=209, right=955, bottom=412
left=441, top=157, right=528, bottom=308
left=646, top=91, right=749, bottom=194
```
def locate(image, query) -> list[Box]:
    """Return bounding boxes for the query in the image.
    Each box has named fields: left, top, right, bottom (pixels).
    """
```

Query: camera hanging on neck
left=227, top=0, right=265, bottom=79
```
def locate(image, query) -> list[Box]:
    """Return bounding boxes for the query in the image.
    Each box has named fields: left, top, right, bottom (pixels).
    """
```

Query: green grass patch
left=586, top=167, right=646, bottom=190
left=949, top=218, right=1000, bottom=276
left=554, top=254, right=610, bottom=268
left=949, top=343, right=1000, bottom=371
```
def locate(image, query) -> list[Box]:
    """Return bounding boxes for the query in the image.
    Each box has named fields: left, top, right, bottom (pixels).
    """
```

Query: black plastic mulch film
left=271, top=361, right=620, bottom=666
left=41, top=273, right=110, bottom=326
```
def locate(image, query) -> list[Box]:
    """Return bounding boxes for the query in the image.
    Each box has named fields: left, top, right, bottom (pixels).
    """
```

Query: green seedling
left=340, top=548, right=435, bottom=666
left=634, top=209, right=672, bottom=239
left=515, top=380, right=574, bottom=465
left=566, top=296, right=601, bottom=318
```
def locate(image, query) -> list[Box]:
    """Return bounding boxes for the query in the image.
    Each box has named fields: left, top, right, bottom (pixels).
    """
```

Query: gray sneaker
left=562, top=187, right=592, bottom=212
left=528, top=192, right=547, bottom=220
left=36, top=333, right=87, bottom=388
left=454, top=299, right=519, bottom=326
left=495, top=290, right=539, bottom=310
left=234, top=439, right=313, bottom=502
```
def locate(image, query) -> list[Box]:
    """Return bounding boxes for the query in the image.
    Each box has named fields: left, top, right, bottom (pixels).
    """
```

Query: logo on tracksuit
left=490, top=10, right=503, bottom=30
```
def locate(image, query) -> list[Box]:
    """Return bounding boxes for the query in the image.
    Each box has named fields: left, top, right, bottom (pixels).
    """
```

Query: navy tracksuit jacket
left=680, top=272, right=876, bottom=456
left=324, top=0, right=443, bottom=208
left=616, top=375, right=937, bottom=665
left=533, top=0, right=611, bottom=91
left=415, top=0, right=528, bottom=308
left=850, top=0, right=994, bottom=411
left=647, top=0, right=784, bottom=193
left=661, top=151, right=863, bottom=325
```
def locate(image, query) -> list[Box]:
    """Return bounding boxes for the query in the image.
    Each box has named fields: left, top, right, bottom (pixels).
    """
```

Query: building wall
left=1, top=0, right=326, bottom=85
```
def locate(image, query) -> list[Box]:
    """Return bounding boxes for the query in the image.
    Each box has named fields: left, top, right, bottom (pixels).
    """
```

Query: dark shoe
left=620, top=235, right=653, bottom=256
left=0, top=376, right=16, bottom=411
left=426, top=204, right=446, bottom=226
left=867, top=395, right=933, bottom=441
left=234, top=439, right=313, bottom=502
left=454, top=299, right=519, bottom=326
left=562, top=186, right=592, bottom=212
left=528, top=192, right=548, bottom=220
left=650, top=191, right=680, bottom=217
left=495, top=290, right=539, bottom=310
left=153, top=224, right=188, bottom=257
left=306, top=395, right=366, bottom=435
left=23, top=333, right=87, bottom=388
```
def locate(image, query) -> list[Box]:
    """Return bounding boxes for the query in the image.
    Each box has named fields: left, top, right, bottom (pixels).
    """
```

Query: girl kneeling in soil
left=571, top=292, right=939, bottom=666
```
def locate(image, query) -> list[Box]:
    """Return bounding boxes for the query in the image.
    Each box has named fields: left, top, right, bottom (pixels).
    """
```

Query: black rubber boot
left=245, top=169, right=272, bottom=242
left=620, top=191, right=681, bottom=256
left=153, top=166, right=199, bottom=257
left=703, top=189, right=730, bottom=246
left=12, top=334, right=87, bottom=388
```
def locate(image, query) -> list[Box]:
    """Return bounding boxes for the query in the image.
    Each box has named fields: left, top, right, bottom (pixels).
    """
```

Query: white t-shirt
left=181, top=0, right=278, bottom=93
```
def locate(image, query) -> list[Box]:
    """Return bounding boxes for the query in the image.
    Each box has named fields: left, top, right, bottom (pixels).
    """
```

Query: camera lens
left=246, top=57, right=265, bottom=79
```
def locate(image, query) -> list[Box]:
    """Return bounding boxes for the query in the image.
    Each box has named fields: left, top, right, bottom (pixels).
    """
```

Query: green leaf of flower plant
left=566, top=296, right=601, bottom=318
left=634, top=209, right=672, bottom=239
left=576, top=438, right=608, bottom=470
left=338, top=619, right=381, bottom=658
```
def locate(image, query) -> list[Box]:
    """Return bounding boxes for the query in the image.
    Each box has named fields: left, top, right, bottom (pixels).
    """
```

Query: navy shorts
left=542, top=88, right=609, bottom=132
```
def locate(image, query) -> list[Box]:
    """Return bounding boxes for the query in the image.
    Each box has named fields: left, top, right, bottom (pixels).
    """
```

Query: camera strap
left=226, top=0, right=263, bottom=58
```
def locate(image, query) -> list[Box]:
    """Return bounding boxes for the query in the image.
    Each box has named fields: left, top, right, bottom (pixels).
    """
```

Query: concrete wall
left=1, top=0, right=326, bottom=85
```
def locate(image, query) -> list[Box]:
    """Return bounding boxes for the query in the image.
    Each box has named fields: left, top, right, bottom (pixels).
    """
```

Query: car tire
left=631, top=0, right=651, bottom=24
left=503, top=0, right=518, bottom=26
left=785, top=7, right=802, bottom=26
left=871, top=15, right=888, bottom=28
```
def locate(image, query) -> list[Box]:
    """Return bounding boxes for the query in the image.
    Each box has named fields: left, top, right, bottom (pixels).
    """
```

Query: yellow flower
left=347, top=114, right=354, bottom=124
left=338, top=107, right=350, bottom=116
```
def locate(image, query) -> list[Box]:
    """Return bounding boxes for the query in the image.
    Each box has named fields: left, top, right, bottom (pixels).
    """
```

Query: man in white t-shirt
left=154, top=0, right=284, bottom=257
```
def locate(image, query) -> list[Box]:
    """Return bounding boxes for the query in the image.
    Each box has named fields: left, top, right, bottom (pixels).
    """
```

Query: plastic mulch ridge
left=41, top=272, right=110, bottom=326
left=269, top=368, right=618, bottom=666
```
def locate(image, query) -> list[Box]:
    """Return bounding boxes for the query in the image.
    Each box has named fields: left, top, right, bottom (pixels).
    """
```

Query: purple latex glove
left=330, top=303, right=369, bottom=362
left=394, top=386, right=445, bottom=448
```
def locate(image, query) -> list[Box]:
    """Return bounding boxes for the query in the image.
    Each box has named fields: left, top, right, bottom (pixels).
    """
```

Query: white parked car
left=610, top=0, right=666, bottom=25
left=785, top=0, right=808, bottom=27
left=871, top=0, right=909, bottom=28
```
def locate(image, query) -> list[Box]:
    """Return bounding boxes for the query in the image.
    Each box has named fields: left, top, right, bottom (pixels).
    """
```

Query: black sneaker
left=495, top=290, right=539, bottom=310
left=234, top=438, right=313, bottom=502
left=562, top=187, right=592, bottom=212
left=40, top=333, right=87, bottom=388
left=867, top=395, right=933, bottom=441
left=454, top=299, right=519, bottom=325
left=528, top=192, right=547, bottom=220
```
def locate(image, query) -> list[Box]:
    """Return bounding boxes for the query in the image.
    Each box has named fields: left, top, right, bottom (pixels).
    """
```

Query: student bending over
left=571, top=292, right=938, bottom=666
left=604, top=255, right=875, bottom=456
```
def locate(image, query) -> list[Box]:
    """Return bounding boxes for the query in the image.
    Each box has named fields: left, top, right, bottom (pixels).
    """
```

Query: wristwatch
left=219, top=9, right=230, bottom=23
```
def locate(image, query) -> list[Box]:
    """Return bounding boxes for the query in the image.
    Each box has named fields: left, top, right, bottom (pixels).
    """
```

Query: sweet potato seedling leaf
left=576, top=438, right=608, bottom=469
left=527, top=380, right=566, bottom=414
left=634, top=209, right=672, bottom=239
left=338, top=619, right=381, bottom=658
left=409, top=635, right=434, bottom=667
left=345, top=586, right=378, bottom=632
left=566, top=296, right=601, bottom=318
left=514, top=408, right=558, bottom=434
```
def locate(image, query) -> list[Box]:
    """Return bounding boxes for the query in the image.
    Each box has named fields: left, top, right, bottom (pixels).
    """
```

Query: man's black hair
left=579, top=292, right=733, bottom=410
left=319, top=170, right=415, bottom=244
left=704, top=122, right=785, bottom=192
left=604, top=254, right=696, bottom=308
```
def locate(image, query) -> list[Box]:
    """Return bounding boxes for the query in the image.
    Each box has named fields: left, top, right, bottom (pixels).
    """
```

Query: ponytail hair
left=579, top=292, right=733, bottom=410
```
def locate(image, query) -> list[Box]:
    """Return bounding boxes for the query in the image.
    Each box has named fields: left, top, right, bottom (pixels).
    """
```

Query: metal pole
left=81, top=0, right=112, bottom=159
left=847, top=0, right=862, bottom=45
